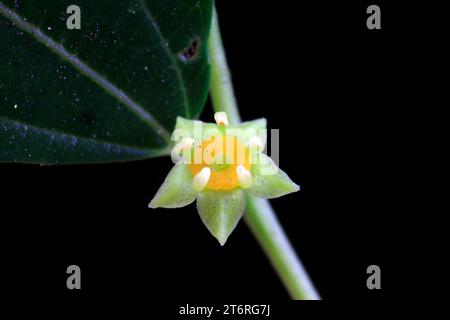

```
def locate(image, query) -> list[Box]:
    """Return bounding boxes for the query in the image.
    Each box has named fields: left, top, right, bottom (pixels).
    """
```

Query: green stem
left=208, top=7, right=241, bottom=124
left=208, top=6, right=320, bottom=300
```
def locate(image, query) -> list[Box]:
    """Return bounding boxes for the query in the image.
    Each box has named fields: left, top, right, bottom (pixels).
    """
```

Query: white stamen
left=171, top=137, right=194, bottom=164
left=247, top=136, right=264, bottom=150
left=237, top=165, right=252, bottom=189
left=193, top=167, right=211, bottom=192
left=214, top=112, right=229, bottom=126
left=180, top=137, right=195, bottom=150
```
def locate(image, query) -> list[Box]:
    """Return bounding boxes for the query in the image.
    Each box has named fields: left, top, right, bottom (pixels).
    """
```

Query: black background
left=1, top=0, right=424, bottom=313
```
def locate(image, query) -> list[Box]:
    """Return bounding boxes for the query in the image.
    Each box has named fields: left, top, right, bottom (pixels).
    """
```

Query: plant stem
left=208, top=8, right=241, bottom=124
left=208, top=6, right=320, bottom=300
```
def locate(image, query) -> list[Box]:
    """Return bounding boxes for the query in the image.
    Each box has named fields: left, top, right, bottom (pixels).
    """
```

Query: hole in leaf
left=179, top=37, right=200, bottom=62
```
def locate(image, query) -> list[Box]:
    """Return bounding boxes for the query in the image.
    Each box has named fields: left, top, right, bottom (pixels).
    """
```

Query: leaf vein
left=0, top=2, right=171, bottom=143
left=138, top=0, right=191, bottom=118
left=0, top=115, right=171, bottom=156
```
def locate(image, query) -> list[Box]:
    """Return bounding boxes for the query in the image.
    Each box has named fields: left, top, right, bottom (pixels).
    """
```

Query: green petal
left=249, top=153, right=300, bottom=199
left=228, top=118, right=267, bottom=146
left=235, top=118, right=267, bottom=131
left=149, top=164, right=197, bottom=209
left=174, top=117, right=197, bottom=137
left=196, top=189, right=246, bottom=246
left=174, top=117, right=222, bottom=145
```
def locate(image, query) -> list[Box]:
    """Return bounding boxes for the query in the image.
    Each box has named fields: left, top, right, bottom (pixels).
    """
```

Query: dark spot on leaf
left=179, top=37, right=200, bottom=62
left=80, top=110, right=96, bottom=125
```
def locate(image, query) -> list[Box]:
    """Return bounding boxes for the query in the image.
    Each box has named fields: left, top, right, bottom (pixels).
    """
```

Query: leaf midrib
left=0, top=2, right=172, bottom=143
left=0, top=115, right=171, bottom=156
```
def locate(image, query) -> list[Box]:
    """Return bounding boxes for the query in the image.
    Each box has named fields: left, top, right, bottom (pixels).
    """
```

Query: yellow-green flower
left=149, top=112, right=299, bottom=245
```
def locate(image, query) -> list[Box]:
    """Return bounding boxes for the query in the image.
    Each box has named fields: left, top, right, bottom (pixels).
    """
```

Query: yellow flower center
left=188, top=135, right=251, bottom=190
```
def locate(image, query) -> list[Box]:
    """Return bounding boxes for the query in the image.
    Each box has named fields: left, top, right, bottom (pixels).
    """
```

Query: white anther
left=247, top=136, right=264, bottom=150
left=171, top=137, right=194, bottom=164
left=180, top=137, right=195, bottom=150
left=193, top=167, right=211, bottom=192
left=237, top=165, right=252, bottom=189
left=214, top=112, right=229, bottom=126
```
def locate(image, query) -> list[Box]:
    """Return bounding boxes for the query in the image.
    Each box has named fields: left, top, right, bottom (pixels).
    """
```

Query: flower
left=149, top=112, right=300, bottom=245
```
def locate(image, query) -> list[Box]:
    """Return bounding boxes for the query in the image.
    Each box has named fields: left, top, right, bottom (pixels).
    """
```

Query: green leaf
left=249, top=153, right=300, bottom=199
left=197, top=189, right=246, bottom=246
left=149, top=164, right=197, bottom=209
left=0, top=0, right=212, bottom=163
